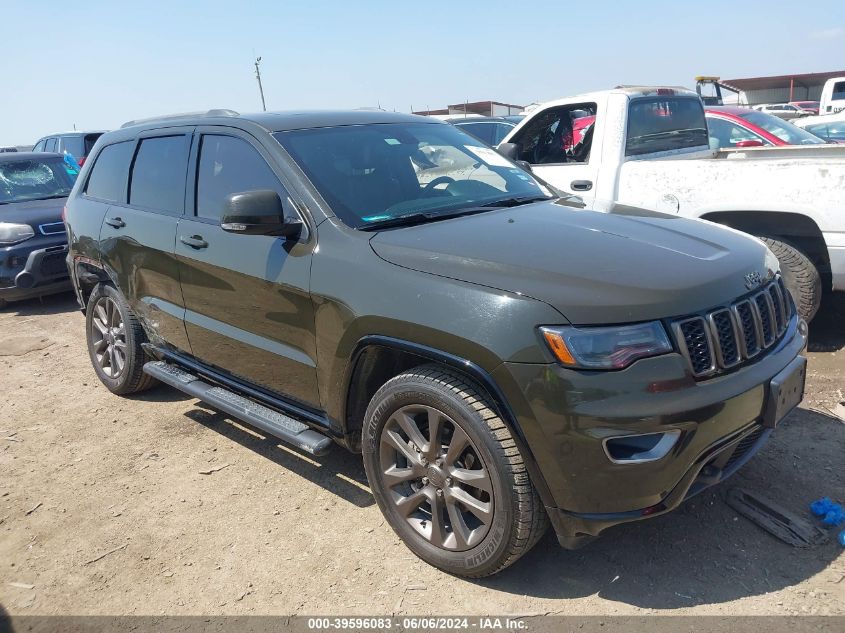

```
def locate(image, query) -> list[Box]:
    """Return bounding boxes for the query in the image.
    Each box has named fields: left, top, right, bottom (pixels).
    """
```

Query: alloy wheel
left=378, top=405, right=494, bottom=551
left=90, top=296, right=127, bottom=379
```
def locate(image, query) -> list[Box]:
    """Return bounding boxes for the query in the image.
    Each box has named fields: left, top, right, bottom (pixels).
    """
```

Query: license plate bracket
left=763, top=356, right=806, bottom=429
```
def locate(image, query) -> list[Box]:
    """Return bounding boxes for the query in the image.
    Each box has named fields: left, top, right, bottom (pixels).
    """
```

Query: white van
left=820, top=76, right=845, bottom=114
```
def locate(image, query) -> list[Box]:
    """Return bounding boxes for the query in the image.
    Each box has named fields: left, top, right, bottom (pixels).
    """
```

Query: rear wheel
left=759, top=237, right=822, bottom=322
left=85, top=284, right=157, bottom=395
left=362, top=365, right=548, bottom=577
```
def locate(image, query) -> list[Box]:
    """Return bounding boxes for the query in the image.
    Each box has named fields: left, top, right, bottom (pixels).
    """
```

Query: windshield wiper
left=476, top=194, right=553, bottom=208
left=359, top=195, right=555, bottom=231
left=359, top=207, right=498, bottom=231
left=28, top=194, right=70, bottom=201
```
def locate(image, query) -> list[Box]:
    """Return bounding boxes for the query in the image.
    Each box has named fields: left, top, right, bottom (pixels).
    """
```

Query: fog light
left=603, top=430, right=681, bottom=464
left=15, top=271, right=35, bottom=289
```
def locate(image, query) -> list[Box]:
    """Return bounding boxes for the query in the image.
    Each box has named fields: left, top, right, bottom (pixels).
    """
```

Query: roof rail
left=120, top=109, right=240, bottom=129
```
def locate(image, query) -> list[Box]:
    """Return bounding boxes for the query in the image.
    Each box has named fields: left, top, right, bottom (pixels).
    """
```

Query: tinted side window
left=33, top=140, right=46, bottom=152
left=833, top=81, right=845, bottom=100
left=196, top=135, right=287, bottom=221
left=44, top=138, right=57, bottom=152
left=625, top=97, right=708, bottom=156
left=83, top=133, right=104, bottom=155
left=129, top=135, right=189, bottom=214
left=85, top=141, right=136, bottom=202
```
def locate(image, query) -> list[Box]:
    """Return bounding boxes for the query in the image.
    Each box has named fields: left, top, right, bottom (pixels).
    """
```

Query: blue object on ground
left=823, top=507, right=845, bottom=526
left=810, top=497, right=839, bottom=517
left=839, top=531, right=845, bottom=547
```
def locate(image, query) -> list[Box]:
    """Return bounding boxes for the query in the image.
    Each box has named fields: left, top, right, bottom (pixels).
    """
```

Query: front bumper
left=0, top=238, right=71, bottom=303
left=493, top=314, right=807, bottom=546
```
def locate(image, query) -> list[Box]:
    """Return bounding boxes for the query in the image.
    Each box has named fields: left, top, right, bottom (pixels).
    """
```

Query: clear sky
left=2, top=0, right=843, bottom=145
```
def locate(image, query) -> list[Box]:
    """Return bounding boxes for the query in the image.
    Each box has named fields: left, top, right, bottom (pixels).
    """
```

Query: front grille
left=672, top=276, right=792, bottom=379
left=677, top=318, right=713, bottom=375
left=40, top=252, right=68, bottom=277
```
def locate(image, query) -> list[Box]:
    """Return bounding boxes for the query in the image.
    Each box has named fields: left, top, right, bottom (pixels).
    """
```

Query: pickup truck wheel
left=362, top=365, right=548, bottom=577
left=85, top=284, right=157, bottom=395
left=759, top=237, right=822, bottom=322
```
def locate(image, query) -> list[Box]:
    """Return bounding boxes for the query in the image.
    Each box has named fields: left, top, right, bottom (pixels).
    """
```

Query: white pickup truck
left=498, top=86, right=845, bottom=321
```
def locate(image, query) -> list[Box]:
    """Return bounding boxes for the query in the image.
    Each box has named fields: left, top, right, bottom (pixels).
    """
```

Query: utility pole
left=254, top=56, right=267, bottom=112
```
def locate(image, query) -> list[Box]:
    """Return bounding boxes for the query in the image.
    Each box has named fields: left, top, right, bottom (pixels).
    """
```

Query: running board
left=143, top=360, right=333, bottom=456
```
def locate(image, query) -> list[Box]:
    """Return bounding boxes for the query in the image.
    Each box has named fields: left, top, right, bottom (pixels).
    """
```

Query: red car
left=789, top=101, right=820, bottom=115
left=705, top=106, right=827, bottom=148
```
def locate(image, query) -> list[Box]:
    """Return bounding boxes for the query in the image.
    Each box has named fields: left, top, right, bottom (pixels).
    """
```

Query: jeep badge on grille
left=744, top=271, right=763, bottom=290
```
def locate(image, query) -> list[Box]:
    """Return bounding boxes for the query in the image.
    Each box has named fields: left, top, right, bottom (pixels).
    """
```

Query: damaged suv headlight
left=540, top=322, right=673, bottom=370
left=0, top=222, right=35, bottom=245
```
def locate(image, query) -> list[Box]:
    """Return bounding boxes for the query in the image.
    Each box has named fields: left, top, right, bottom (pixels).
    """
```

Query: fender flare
left=343, top=335, right=556, bottom=510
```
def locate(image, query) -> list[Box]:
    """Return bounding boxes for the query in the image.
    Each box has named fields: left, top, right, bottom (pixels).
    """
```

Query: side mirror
left=735, top=140, right=764, bottom=148
left=495, top=142, right=520, bottom=160
left=220, top=190, right=303, bottom=238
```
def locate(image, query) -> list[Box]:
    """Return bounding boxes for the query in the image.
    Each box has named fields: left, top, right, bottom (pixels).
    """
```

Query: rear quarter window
left=625, top=97, right=708, bottom=156
left=84, top=133, right=104, bottom=156
left=85, top=141, right=135, bottom=202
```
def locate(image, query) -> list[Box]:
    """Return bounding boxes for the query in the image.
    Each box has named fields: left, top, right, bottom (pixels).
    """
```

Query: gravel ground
left=1, top=292, right=843, bottom=616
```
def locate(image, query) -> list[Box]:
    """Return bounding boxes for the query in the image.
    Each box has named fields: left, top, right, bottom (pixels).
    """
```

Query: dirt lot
left=1, top=292, right=843, bottom=616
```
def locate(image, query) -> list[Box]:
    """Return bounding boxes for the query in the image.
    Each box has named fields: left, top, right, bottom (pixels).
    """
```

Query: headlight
left=540, top=322, right=673, bottom=370
left=0, top=222, right=35, bottom=245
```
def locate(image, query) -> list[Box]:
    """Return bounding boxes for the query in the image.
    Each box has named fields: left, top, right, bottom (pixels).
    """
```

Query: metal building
left=714, top=70, right=845, bottom=106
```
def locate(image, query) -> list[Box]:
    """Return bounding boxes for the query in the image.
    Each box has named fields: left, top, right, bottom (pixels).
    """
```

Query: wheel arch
left=342, top=335, right=556, bottom=509
left=700, top=210, right=831, bottom=280
left=73, top=257, right=112, bottom=311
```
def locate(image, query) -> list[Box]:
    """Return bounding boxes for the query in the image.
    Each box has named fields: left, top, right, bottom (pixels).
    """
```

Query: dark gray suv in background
left=64, top=109, right=807, bottom=577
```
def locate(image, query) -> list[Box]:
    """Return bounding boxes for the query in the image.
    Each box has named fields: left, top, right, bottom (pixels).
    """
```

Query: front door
left=175, top=128, right=319, bottom=407
left=508, top=102, right=600, bottom=204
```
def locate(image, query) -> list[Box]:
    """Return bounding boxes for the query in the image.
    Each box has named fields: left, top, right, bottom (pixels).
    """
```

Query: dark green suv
left=64, top=109, right=808, bottom=577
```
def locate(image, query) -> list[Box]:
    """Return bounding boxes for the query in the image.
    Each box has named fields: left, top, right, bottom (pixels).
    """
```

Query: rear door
left=97, top=129, right=192, bottom=350
left=175, top=126, right=319, bottom=406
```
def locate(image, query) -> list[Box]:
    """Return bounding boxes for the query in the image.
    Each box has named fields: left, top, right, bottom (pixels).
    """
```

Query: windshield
left=740, top=111, right=826, bottom=145
left=275, top=122, right=550, bottom=228
left=625, top=97, right=709, bottom=156
left=0, top=156, right=78, bottom=204
left=805, top=121, right=845, bottom=141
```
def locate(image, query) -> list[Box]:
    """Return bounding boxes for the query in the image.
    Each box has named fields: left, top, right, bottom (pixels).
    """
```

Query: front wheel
left=362, top=365, right=548, bottom=577
left=85, top=284, right=157, bottom=395
left=759, top=237, right=822, bottom=322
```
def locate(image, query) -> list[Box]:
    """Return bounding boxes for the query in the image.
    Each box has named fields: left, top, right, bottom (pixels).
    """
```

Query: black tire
left=85, top=284, right=157, bottom=395
left=759, top=237, right=822, bottom=322
left=362, top=365, right=548, bottom=577
left=0, top=298, right=7, bottom=310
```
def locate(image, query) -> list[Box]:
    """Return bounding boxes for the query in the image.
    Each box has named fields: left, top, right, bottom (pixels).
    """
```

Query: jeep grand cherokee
left=64, top=110, right=807, bottom=577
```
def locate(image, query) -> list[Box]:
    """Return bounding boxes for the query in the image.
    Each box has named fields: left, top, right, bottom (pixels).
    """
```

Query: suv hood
left=0, top=197, right=66, bottom=228
left=369, top=201, right=778, bottom=324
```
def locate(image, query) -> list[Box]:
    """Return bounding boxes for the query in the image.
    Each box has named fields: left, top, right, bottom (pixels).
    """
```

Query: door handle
left=571, top=180, right=593, bottom=191
left=104, top=217, right=126, bottom=229
left=180, top=235, right=208, bottom=249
